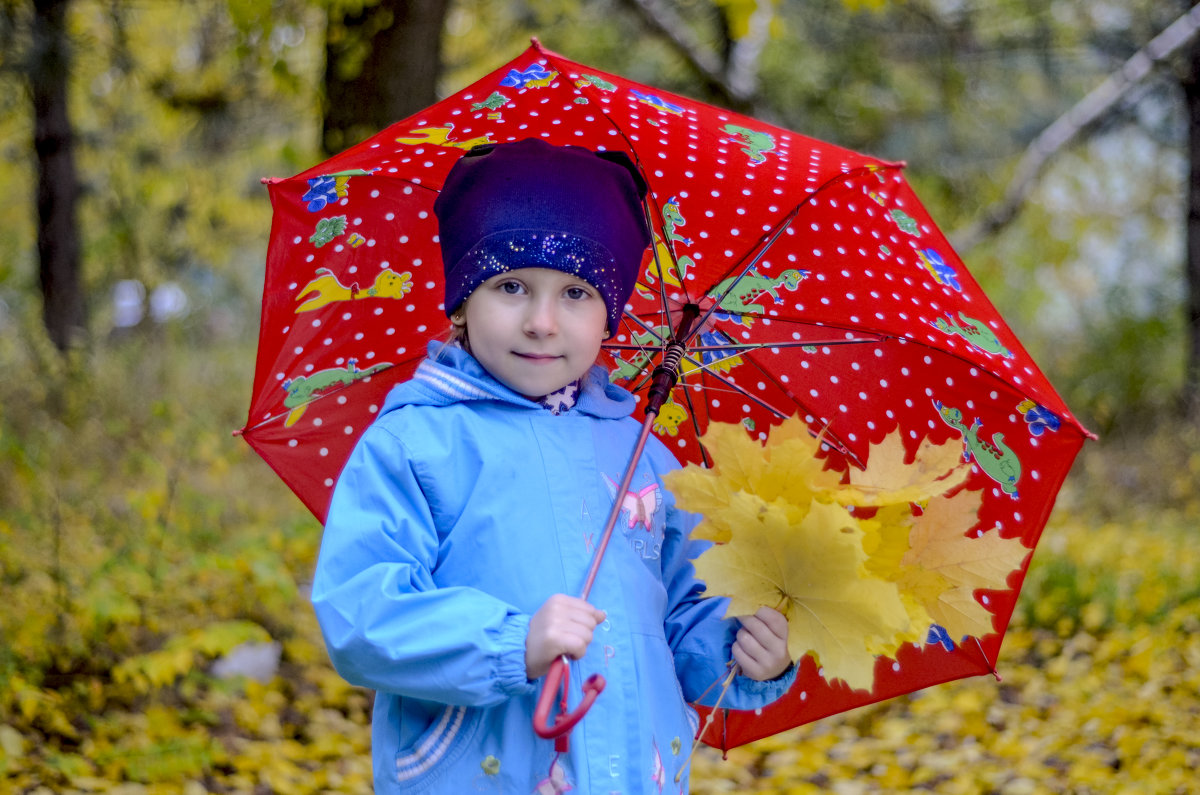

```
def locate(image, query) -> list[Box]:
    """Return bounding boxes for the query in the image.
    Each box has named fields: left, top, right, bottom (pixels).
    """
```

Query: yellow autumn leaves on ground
left=663, top=417, right=1030, bottom=692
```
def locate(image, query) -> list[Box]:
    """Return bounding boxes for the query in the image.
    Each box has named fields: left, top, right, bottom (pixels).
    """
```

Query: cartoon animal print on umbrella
left=294, top=268, right=413, bottom=313
left=283, top=359, right=391, bottom=427
left=721, top=124, right=776, bottom=165
left=931, top=312, right=1013, bottom=358
left=935, top=400, right=1021, bottom=497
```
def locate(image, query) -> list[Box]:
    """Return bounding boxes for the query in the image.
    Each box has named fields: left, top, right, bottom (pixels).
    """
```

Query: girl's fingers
left=737, top=614, right=767, bottom=638
left=754, top=606, right=789, bottom=637
left=526, top=594, right=607, bottom=677
left=735, top=626, right=767, bottom=658
left=732, top=638, right=767, bottom=678
left=733, top=629, right=767, bottom=669
left=734, top=608, right=791, bottom=680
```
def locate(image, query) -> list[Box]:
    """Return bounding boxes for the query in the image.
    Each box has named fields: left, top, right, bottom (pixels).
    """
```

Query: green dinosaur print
left=662, top=196, right=692, bottom=247
left=578, top=74, right=616, bottom=91
left=935, top=401, right=1021, bottom=497
left=322, top=169, right=374, bottom=178
left=282, top=358, right=391, bottom=426
left=933, top=312, right=1013, bottom=357
left=310, top=216, right=347, bottom=247
left=609, top=326, right=669, bottom=382
left=721, top=124, right=775, bottom=165
left=708, top=268, right=808, bottom=313
left=471, top=91, right=509, bottom=111
left=890, top=209, right=920, bottom=236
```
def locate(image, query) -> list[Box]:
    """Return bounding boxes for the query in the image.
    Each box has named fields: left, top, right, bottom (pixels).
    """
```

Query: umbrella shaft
left=578, top=414, right=656, bottom=600
left=643, top=303, right=700, bottom=417
left=580, top=303, right=700, bottom=599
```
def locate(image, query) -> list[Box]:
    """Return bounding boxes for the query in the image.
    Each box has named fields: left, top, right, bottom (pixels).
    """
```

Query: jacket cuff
left=736, top=661, right=797, bottom=701
left=493, top=613, right=537, bottom=697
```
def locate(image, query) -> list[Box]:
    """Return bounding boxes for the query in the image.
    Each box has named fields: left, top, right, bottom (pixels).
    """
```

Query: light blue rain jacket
left=311, top=342, right=795, bottom=794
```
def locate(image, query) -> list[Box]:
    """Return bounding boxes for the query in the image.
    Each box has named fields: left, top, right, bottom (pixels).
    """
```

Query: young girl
left=311, top=139, right=794, bottom=795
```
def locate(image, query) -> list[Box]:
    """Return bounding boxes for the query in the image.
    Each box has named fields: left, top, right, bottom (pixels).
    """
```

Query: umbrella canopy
left=240, top=39, right=1091, bottom=750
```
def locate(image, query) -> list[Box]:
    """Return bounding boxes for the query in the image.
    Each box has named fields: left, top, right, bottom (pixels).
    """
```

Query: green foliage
left=1, top=0, right=322, bottom=345
left=0, top=310, right=359, bottom=791
left=967, top=127, right=1187, bottom=434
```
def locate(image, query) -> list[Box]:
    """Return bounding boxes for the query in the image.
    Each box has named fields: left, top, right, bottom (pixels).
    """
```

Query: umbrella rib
left=640, top=195, right=677, bottom=316
left=738, top=350, right=866, bottom=467
left=618, top=309, right=669, bottom=342
left=610, top=336, right=884, bottom=353
left=688, top=351, right=862, bottom=465
left=688, top=361, right=790, bottom=422
left=607, top=314, right=670, bottom=393
left=239, top=361, right=402, bottom=435
left=688, top=200, right=811, bottom=344
left=676, top=373, right=713, bottom=468
left=687, top=160, right=907, bottom=344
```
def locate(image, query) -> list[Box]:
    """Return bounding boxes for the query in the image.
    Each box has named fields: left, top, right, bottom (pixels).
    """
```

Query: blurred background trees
left=3, top=0, right=1198, bottom=433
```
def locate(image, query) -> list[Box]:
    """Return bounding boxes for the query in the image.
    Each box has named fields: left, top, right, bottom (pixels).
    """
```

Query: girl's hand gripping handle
left=532, top=656, right=605, bottom=752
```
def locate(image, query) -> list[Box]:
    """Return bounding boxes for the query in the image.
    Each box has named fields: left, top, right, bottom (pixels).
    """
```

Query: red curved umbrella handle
left=532, top=657, right=606, bottom=750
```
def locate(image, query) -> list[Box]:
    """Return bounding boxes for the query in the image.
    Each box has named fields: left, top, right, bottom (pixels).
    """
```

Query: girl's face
left=457, top=267, right=610, bottom=398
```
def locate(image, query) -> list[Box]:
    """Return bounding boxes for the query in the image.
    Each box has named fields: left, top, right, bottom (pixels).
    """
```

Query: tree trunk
left=32, top=0, right=85, bottom=351
left=1186, top=9, right=1200, bottom=420
left=322, top=0, right=451, bottom=156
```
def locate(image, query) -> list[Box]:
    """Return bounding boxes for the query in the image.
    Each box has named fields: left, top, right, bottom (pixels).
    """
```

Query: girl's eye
left=565, top=285, right=592, bottom=300
left=499, top=280, right=524, bottom=295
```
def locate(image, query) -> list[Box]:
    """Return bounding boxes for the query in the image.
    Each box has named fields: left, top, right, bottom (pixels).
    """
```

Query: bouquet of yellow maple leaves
left=663, top=416, right=1031, bottom=693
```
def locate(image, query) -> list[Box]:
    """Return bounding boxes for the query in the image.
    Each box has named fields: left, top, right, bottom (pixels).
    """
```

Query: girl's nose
left=523, top=296, right=558, bottom=336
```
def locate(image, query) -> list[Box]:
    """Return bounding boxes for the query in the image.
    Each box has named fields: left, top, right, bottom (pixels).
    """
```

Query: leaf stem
left=675, top=663, right=739, bottom=783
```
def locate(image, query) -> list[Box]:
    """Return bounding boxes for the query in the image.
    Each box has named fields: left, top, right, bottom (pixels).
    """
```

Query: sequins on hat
left=433, top=138, right=651, bottom=334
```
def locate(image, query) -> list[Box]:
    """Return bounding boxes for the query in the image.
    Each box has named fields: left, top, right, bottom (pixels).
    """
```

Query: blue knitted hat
left=433, top=138, right=650, bottom=335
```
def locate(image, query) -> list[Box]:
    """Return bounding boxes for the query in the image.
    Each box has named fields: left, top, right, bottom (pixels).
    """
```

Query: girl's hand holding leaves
left=733, top=607, right=792, bottom=681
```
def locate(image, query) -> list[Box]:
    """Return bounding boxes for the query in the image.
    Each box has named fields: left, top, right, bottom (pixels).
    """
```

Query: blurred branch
left=725, top=0, right=774, bottom=99
left=953, top=4, right=1200, bottom=253
left=620, top=0, right=752, bottom=108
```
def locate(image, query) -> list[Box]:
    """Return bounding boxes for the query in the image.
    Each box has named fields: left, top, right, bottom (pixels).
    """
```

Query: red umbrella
left=239, top=39, right=1092, bottom=751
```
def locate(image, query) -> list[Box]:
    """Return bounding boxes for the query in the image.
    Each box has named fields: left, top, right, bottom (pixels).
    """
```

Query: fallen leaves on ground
left=2, top=340, right=1198, bottom=793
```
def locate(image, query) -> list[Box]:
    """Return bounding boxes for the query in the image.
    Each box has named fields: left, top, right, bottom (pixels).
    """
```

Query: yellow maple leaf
left=692, top=498, right=910, bottom=692
left=692, top=420, right=768, bottom=492
left=749, top=416, right=844, bottom=504
left=859, top=504, right=932, bottom=648
left=662, top=467, right=743, bottom=542
left=688, top=489, right=771, bottom=543
left=860, top=504, right=916, bottom=581
left=899, top=490, right=1031, bottom=640
left=669, top=417, right=1027, bottom=690
left=663, top=417, right=843, bottom=532
left=838, top=431, right=971, bottom=506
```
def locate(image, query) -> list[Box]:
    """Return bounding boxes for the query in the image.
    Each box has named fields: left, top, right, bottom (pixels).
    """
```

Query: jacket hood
left=381, top=340, right=637, bottom=420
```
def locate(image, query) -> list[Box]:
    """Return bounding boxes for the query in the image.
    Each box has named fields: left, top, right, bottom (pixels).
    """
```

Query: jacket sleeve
left=659, top=499, right=796, bottom=710
left=310, top=422, right=536, bottom=707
